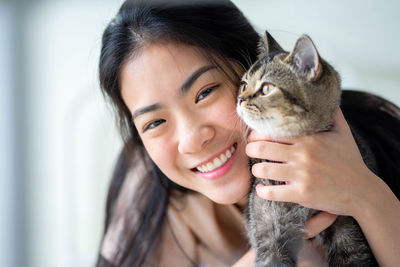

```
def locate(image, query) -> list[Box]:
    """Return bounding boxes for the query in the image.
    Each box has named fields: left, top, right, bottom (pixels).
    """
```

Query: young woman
left=96, top=1, right=400, bottom=266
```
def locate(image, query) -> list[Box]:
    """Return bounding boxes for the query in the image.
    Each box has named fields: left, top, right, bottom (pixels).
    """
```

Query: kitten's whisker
left=237, top=48, right=253, bottom=71
left=224, top=111, right=243, bottom=146
left=219, top=109, right=248, bottom=149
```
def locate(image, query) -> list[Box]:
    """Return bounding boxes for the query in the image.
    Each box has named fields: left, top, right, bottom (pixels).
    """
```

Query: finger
left=246, top=141, right=292, bottom=162
left=303, top=212, right=337, bottom=239
left=252, top=162, right=291, bottom=182
left=255, top=183, right=296, bottom=202
left=297, top=241, right=327, bottom=266
left=247, top=130, right=269, bottom=142
left=248, top=130, right=294, bottom=145
left=232, top=249, right=255, bottom=267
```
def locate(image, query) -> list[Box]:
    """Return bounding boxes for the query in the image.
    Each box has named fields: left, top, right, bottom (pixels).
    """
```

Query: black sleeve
left=341, top=90, right=400, bottom=199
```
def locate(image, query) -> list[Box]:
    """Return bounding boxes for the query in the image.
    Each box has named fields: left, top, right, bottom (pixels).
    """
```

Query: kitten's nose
left=238, top=96, right=244, bottom=105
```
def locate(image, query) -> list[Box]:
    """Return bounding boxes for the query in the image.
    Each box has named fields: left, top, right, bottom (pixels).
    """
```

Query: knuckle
left=302, top=149, right=313, bottom=162
left=295, top=166, right=310, bottom=182
left=300, top=149, right=318, bottom=166
left=300, top=168, right=313, bottom=181
left=298, top=183, right=312, bottom=199
left=248, top=142, right=267, bottom=158
left=260, top=163, right=269, bottom=175
left=265, top=189, right=274, bottom=200
left=256, top=143, right=265, bottom=155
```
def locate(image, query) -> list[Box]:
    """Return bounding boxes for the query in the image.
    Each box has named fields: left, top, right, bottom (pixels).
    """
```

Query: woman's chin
left=205, top=183, right=250, bottom=205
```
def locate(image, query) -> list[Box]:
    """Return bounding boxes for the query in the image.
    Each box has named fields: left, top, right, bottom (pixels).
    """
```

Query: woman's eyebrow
left=180, top=65, right=216, bottom=95
left=132, top=103, right=161, bottom=120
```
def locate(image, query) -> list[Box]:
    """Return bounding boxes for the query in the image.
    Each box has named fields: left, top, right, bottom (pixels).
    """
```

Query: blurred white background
left=1, top=0, right=399, bottom=267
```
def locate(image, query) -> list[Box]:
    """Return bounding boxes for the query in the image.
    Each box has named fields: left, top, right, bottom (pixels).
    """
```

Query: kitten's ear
left=258, top=31, right=284, bottom=59
left=285, top=35, right=321, bottom=81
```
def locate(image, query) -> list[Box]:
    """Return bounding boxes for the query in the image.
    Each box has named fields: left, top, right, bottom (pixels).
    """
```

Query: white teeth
left=213, top=157, right=222, bottom=168
left=220, top=153, right=227, bottom=163
left=206, top=162, right=213, bottom=172
left=196, top=145, right=236, bottom=173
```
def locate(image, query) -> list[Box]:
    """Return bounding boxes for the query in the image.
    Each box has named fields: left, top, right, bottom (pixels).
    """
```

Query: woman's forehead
left=120, top=43, right=213, bottom=110
left=125, top=42, right=209, bottom=72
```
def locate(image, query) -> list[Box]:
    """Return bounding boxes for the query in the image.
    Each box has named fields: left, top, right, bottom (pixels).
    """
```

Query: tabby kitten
left=237, top=31, right=377, bottom=266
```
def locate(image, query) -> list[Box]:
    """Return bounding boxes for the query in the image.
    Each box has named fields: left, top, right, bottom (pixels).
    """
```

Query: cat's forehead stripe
left=248, top=51, right=283, bottom=76
left=248, top=60, right=263, bottom=76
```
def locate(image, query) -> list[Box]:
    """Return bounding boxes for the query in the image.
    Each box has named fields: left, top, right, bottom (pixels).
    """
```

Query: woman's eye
left=195, top=85, right=219, bottom=103
left=143, top=119, right=165, bottom=132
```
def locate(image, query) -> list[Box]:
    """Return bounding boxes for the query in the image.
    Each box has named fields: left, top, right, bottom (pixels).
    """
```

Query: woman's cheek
left=143, top=139, right=173, bottom=173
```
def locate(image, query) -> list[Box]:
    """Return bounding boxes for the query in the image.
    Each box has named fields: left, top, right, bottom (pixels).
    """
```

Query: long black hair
left=96, top=1, right=259, bottom=266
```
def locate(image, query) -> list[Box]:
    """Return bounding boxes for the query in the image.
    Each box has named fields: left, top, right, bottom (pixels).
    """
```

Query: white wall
left=1, top=1, right=124, bottom=267
left=22, top=2, right=124, bottom=266
left=0, top=3, right=17, bottom=267
left=1, top=1, right=399, bottom=267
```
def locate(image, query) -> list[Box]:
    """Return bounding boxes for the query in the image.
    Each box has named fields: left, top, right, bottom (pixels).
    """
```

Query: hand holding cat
left=246, top=108, right=386, bottom=218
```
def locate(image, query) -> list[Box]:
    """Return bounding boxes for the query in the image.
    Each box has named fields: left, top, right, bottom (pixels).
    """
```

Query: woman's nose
left=177, top=122, right=215, bottom=154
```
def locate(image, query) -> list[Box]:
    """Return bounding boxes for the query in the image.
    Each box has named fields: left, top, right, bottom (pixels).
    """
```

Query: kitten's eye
left=195, top=84, right=219, bottom=103
left=263, top=85, right=270, bottom=94
left=143, top=119, right=165, bottom=132
left=240, top=81, right=248, bottom=93
left=261, top=83, right=276, bottom=95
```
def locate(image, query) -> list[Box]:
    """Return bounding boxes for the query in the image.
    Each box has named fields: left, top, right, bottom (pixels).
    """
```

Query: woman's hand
left=246, top=109, right=376, bottom=216
left=233, top=212, right=337, bottom=267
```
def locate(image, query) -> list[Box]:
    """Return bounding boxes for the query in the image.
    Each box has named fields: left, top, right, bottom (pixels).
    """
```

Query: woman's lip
left=191, top=145, right=237, bottom=180
left=192, top=143, right=236, bottom=170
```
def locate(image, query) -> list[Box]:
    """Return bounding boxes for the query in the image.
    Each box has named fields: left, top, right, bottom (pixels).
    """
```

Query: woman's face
left=120, top=43, right=250, bottom=204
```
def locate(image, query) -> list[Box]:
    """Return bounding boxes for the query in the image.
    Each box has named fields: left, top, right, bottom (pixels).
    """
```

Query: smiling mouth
left=194, top=143, right=236, bottom=173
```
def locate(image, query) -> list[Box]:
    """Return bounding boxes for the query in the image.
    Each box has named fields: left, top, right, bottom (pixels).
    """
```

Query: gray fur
left=238, top=31, right=378, bottom=267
